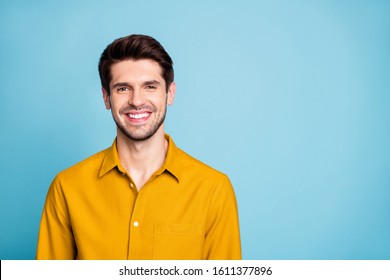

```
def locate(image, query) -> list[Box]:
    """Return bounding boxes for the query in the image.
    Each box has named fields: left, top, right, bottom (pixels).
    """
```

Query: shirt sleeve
left=36, top=174, right=77, bottom=260
left=203, top=175, right=242, bottom=260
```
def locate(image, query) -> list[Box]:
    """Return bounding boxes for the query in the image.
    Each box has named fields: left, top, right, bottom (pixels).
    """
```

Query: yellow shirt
left=36, top=135, right=241, bottom=260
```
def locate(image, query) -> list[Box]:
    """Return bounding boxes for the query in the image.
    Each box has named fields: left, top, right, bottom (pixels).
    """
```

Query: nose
left=128, top=87, right=145, bottom=108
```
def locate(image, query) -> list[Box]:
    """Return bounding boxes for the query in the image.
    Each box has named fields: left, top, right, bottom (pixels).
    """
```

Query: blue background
left=1, top=0, right=389, bottom=260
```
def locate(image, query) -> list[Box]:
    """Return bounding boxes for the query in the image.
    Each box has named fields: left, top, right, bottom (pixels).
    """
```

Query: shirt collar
left=159, top=134, right=182, bottom=182
left=99, top=134, right=181, bottom=182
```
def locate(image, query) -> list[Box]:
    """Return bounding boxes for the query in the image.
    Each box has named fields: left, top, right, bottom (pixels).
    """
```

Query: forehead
left=110, top=59, right=164, bottom=85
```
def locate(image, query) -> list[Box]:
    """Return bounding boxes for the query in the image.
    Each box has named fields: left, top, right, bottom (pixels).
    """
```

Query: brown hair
left=98, top=34, right=174, bottom=94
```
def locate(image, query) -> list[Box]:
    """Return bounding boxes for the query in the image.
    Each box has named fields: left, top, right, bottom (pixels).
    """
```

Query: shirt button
left=130, top=183, right=134, bottom=188
left=133, top=221, right=139, bottom=227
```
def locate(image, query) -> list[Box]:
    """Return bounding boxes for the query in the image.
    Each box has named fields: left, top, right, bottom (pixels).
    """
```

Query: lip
left=123, top=110, right=151, bottom=123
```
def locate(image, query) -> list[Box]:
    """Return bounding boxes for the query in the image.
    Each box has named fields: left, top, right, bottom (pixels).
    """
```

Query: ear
left=167, top=82, right=176, bottom=105
left=102, top=88, right=111, bottom=110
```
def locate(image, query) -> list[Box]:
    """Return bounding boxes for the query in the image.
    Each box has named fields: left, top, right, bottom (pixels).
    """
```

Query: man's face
left=103, top=59, right=175, bottom=141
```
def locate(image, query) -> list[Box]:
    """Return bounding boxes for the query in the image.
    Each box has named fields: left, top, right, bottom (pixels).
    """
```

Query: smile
left=127, top=112, right=150, bottom=119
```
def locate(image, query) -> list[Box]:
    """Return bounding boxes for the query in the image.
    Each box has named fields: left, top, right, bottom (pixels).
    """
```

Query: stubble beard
left=112, top=105, right=167, bottom=142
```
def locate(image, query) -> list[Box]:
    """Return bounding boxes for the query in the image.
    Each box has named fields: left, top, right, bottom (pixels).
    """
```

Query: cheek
left=149, top=95, right=167, bottom=107
left=110, top=97, right=126, bottom=110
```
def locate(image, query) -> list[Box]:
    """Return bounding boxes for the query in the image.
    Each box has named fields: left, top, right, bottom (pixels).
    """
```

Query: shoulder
left=173, top=147, right=238, bottom=209
left=172, top=145, right=232, bottom=186
left=53, top=147, right=109, bottom=185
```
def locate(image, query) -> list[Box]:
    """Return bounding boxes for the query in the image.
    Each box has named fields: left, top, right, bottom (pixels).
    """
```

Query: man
left=36, top=34, right=241, bottom=260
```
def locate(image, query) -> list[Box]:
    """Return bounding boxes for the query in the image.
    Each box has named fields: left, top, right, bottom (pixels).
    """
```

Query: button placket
left=128, top=186, right=148, bottom=259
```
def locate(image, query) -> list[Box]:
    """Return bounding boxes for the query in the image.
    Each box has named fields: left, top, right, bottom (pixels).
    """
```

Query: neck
left=116, top=128, right=168, bottom=190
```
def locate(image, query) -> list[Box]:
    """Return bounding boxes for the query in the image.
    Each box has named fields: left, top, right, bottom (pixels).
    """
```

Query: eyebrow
left=111, top=80, right=161, bottom=89
left=112, top=82, right=131, bottom=89
left=143, top=80, right=161, bottom=86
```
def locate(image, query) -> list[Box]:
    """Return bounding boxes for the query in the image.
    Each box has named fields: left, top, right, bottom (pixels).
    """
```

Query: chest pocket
left=153, top=223, right=203, bottom=260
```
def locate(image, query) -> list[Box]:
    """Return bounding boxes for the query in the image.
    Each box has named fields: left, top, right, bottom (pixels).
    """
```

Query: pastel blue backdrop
left=1, top=0, right=389, bottom=260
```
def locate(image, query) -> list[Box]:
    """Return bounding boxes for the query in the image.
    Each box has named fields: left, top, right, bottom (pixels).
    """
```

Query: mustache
left=119, top=105, right=157, bottom=114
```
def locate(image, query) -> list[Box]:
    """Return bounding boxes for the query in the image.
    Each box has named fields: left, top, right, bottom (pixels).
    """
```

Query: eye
left=145, top=85, right=157, bottom=90
left=117, top=87, right=129, bottom=93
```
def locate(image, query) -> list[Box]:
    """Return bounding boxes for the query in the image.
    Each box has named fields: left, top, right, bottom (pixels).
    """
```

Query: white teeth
left=128, top=113, right=149, bottom=119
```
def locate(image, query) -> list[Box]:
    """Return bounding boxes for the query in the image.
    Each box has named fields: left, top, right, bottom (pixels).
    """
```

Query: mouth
left=124, top=111, right=151, bottom=122
left=128, top=112, right=150, bottom=119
